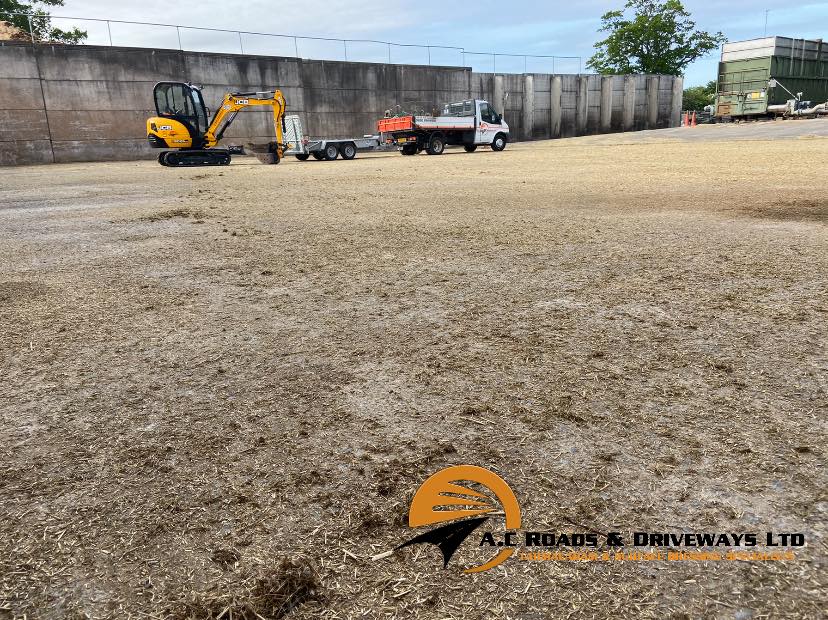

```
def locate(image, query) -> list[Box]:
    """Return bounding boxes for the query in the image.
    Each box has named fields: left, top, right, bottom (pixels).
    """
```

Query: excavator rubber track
left=158, top=150, right=232, bottom=167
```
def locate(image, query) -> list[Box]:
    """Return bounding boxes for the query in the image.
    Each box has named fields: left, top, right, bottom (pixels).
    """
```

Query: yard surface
left=1, top=121, right=826, bottom=619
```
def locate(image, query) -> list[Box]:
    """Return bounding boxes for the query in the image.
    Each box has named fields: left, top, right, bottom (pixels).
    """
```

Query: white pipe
left=791, top=102, right=827, bottom=115
left=767, top=101, right=828, bottom=116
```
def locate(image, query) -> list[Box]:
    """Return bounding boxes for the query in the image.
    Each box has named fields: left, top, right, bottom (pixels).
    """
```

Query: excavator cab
left=146, top=81, right=286, bottom=167
left=148, top=82, right=209, bottom=151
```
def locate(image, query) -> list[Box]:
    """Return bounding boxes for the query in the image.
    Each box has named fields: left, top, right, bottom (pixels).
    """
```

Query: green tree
left=682, top=79, right=717, bottom=111
left=587, top=0, right=725, bottom=76
left=1, top=0, right=86, bottom=44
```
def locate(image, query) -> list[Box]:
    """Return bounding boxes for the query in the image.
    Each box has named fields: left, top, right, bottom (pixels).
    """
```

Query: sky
left=39, top=0, right=828, bottom=85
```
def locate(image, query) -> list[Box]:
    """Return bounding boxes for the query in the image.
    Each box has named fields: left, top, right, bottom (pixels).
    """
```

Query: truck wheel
left=491, top=133, right=507, bottom=151
left=464, top=145, right=477, bottom=153
left=311, top=151, right=325, bottom=160
left=401, top=144, right=417, bottom=156
left=324, top=144, right=339, bottom=160
left=340, top=142, right=357, bottom=160
left=295, top=153, right=310, bottom=161
left=427, top=135, right=445, bottom=155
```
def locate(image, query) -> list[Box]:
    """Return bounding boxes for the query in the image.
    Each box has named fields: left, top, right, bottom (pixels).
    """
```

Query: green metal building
left=715, top=37, right=828, bottom=118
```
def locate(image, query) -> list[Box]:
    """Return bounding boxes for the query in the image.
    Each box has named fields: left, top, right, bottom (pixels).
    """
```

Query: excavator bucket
left=245, top=141, right=281, bottom=165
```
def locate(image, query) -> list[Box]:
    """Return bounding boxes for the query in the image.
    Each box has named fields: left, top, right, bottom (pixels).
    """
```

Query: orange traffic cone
left=682, top=111, right=688, bottom=127
left=691, top=111, right=697, bottom=127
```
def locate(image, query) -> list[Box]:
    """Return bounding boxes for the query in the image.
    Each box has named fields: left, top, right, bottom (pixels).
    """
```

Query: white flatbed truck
left=377, top=99, right=509, bottom=155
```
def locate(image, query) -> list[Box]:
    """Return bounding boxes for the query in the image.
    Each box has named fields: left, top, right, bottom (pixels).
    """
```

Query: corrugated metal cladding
left=721, top=37, right=825, bottom=63
left=715, top=36, right=828, bottom=118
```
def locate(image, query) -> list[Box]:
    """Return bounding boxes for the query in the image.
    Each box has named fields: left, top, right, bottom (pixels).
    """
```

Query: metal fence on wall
left=6, top=12, right=583, bottom=74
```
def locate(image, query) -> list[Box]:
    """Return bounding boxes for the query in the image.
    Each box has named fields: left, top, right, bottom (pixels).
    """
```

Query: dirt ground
left=1, top=122, right=826, bottom=619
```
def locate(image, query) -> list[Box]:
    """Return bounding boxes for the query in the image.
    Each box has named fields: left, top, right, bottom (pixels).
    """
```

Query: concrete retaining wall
left=0, top=42, right=682, bottom=166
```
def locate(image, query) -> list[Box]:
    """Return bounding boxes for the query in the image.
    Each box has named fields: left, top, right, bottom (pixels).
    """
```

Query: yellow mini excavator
left=146, top=81, right=286, bottom=166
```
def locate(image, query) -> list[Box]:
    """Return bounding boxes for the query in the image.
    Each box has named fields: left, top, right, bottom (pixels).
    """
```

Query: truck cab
left=442, top=99, right=509, bottom=146
left=476, top=100, right=508, bottom=147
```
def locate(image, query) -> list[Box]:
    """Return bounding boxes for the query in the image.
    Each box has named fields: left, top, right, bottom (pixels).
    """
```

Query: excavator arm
left=204, top=90, right=287, bottom=158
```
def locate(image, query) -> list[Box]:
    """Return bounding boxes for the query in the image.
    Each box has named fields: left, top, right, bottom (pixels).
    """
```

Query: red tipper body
left=377, top=116, right=414, bottom=132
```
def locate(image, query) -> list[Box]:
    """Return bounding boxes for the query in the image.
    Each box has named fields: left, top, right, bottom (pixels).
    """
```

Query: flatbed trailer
left=377, top=98, right=509, bottom=155
left=282, top=115, right=381, bottom=161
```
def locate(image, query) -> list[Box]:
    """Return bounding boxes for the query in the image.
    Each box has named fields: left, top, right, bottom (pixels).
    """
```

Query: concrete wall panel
left=41, top=80, right=156, bottom=111
left=183, top=54, right=302, bottom=88
left=36, top=46, right=185, bottom=82
left=0, top=46, right=39, bottom=79
left=560, top=108, right=576, bottom=138
left=0, top=78, right=44, bottom=109
left=45, top=110, right=154, bottom=141
left=533, top=109, right=549, bottom=138
left=52, top=139, right=153, bottom=163
left=434, top=69, right=470, bottom=91
left=0, top=139, right=53, bottom=166
left=0, top=109, right=50, bottom=141
left=532, top=74, right=552, bottom=93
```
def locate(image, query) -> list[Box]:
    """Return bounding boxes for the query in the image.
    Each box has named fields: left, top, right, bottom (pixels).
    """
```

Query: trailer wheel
left=427, top=135, right=445, bottom=155
left=401, top=144, right=417, bottom=156
left=295, top=153, right=310, bottom=161
left=324, top=144, right=339, bottom=160
left=311, top=151, right=325, bottom=160
left=463, top=145, right=477, bottom=153
left=340, top=142, right=357, bottom=160
left=491, top=133, right=507, bottom=151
